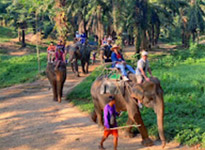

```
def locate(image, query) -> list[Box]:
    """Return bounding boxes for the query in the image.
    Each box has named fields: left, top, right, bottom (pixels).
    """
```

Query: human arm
left=139, top=68, right=150, bottom=81
left=104, top=106, right=110, bottom=129
left=148, top=67, right=153, bottom=77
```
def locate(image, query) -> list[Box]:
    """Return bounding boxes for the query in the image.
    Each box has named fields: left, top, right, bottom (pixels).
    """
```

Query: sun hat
left=141, top=51, right=148, bottom=56
left=111, top=44, right=121, bottom=51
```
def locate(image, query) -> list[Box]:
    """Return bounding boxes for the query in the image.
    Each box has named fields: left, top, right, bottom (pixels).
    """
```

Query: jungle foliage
left=0, top=0, right=204, bottom=51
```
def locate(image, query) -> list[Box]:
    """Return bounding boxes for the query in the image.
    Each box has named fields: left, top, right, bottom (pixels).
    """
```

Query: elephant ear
left=142, top=81, right=156, bottom=95
left=130, top=84, right=144, bottom=100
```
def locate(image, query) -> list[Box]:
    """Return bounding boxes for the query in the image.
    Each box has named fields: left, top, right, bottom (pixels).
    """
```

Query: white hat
left=141, top=51, right=148, bottom=56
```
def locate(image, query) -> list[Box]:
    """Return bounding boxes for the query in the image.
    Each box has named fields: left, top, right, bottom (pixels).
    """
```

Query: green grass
left=0, top=26, right=17, bottom=42
left=0, top=53, right=47, bottom=88
left=67, top=43, right=205, bottom=147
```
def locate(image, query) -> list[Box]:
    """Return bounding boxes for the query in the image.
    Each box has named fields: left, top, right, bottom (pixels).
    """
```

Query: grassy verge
left=67, top=43, right=205, bottom=147
left=0, top=26, right=17, bottom=42
left=0, top=53, right=47, bottom=88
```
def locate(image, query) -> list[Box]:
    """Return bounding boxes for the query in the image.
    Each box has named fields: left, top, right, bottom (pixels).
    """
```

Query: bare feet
left=98, top=145, right=106, bottom=150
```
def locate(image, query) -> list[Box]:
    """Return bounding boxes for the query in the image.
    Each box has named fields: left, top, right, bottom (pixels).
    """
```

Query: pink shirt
left=55, top=51, right=63, bottom=61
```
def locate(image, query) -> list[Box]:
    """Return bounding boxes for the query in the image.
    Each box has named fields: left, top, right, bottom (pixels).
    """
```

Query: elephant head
left=129, top=76, right=166, bottom=148
left=46, top=63, right=67, bottom=103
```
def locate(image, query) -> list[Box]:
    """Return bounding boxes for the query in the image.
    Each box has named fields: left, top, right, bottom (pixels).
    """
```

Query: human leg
left=113, top=130, right=118, bottom=150
left=136, top=75, right=143, bottom=84
left=55, top=60, right=60, bottom=70
left=125, top=64, right=136, bottom=74
left=100, top=136, right=107, bottom=149
left=100, top=128, right=110, bottom=149
left=47, top=52, right=50, bottom=62
left=115, top=64, right=127, bottom=76
left=113, top=137, right=118, bottom=150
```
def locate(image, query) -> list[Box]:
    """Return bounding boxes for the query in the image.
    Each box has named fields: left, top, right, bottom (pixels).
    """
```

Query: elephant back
left=46, top=63, right=66, bottom=75
left=99, top=78, right=125, bottom=95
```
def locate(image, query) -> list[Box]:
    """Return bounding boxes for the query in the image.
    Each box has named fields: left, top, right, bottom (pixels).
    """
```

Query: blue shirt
left=111, top=52, right=125, bottom=67
left=104, top=104, right=119, bottom=128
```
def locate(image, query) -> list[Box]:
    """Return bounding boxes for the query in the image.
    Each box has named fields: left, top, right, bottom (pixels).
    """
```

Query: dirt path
left=0, top=51, right=199, bottom=150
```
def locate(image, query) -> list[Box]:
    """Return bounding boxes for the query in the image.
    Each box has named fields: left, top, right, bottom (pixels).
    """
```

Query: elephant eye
left=149, top=97, right=155, bottom=101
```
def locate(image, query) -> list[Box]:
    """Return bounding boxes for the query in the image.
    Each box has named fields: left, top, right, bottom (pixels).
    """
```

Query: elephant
left=90, top=74, right=166, bottom=148
left=46, top=62, right=67, bottom=103
left=67, top=42, right=97, bottom=77
left=99, top=45, right=112, bottom=64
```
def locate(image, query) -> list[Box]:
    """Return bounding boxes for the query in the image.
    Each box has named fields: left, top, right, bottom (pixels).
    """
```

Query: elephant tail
left=90, top=110, right=97, bottom=123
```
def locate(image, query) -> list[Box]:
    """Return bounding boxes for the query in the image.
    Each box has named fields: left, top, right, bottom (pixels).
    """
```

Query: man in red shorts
left=99, top=96, right=121, bottom=150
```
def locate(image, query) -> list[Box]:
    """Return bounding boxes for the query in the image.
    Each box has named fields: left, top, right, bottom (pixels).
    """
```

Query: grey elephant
left=99, top=45, right=112, bottom=64
left=46, top=62, right=66, bottom=103
left=90, top=74, right=166, bottom=148
left=67, top=43, right=97, bottom=77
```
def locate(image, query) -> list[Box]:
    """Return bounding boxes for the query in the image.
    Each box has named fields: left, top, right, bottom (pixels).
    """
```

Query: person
left=55, top=48, right=64, bottom=70
left=102, top=35, right=108, bottom=45
left=92, top=51, right=97, bottom=65
left=111, top=44, right=136, bottom=81
left=75, top=31, right=81, bottom=41
left=135, top=51, right=153, bottom=84
left=100, top=96, right=120, bottom=150
left=56, top=40, right=65, bottom=53
left=47, top=42, right=56, bottom=63
left=80, top=32, right=87, bottom=45
left=56, top=40, right=66, bottom=63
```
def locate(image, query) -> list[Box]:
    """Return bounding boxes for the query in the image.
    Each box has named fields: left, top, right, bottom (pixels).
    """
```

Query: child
left=55, top=48, right=64, bottom=71
left=47, top=42, right=56, bottom=63
left=92, top=51, right=97, bottom=65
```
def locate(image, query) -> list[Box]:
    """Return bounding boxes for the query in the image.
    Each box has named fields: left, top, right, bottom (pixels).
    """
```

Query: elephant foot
left=58, top=98, right=62, bottom=103
left=124, top=131, right=135, bottom=138
left=141, top=138, right=154, bottom=147
left=90, top=111, right=97, bottom=123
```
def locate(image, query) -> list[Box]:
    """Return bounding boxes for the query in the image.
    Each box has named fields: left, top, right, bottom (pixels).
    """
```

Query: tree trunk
left=55, top=0, right=68, bottom=43
left=18, top=28, right=22, bottom=42
left=141, top=30, right=148, bottom=50
left=21, top=29, right=26, bottom=48
left=134, top=27, right=141, bottom=57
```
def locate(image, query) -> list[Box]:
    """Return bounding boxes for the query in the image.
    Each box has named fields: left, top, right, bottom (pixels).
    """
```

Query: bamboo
left=106, top=124, right=141, bottom=130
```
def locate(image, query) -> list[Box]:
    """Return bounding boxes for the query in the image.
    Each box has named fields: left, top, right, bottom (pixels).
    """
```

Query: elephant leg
left=85, top=61, right=89, bottom=73
left=90, top=110, right=97, bottom=123
left=124, top=118, right=135, bottom=138
left=74, top=60, right=79, bottom=77
left=81, top=61, right=86, bottom=73
left=127, top=106, right=153, bottom=146
left=93, top=100, right=103, bottom=128
left=71, top=62, right=75, bottom=73
left=52, top=81, right=58, bottom=101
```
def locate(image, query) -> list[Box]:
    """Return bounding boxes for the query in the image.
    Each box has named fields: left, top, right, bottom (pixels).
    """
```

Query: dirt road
left=0, top=58, right=198, bottom=150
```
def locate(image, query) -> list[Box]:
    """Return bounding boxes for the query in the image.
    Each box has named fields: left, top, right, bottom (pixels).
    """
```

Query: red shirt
left=116, top=53, right=122, bottom=59
left=47, top=45, right=56, bottom=52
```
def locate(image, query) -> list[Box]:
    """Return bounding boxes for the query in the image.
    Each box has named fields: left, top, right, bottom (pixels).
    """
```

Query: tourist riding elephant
left=90, top=74, right=166, bottom=148
left=67, top=43, right=97, bottom=77
left=99, top=45, right=112, bottom=64
left=46, top=62, right=66, bottom=103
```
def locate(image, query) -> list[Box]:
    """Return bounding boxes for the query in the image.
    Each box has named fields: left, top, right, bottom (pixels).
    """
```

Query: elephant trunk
left=68, top=51, right=76, bottom=64
left=56, top=72, right=63, bottom=103
left=155, top=95, right=166, bottom=148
